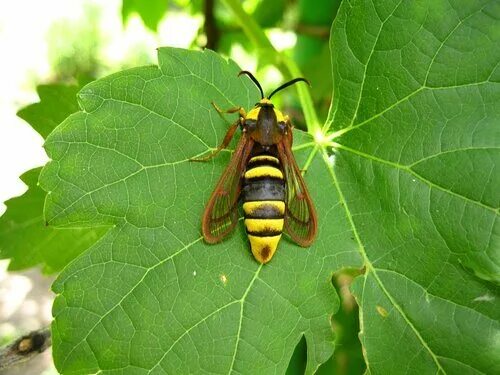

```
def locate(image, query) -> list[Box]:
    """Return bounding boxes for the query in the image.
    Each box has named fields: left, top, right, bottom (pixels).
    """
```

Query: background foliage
left=0, top=0, right=498, bottom=374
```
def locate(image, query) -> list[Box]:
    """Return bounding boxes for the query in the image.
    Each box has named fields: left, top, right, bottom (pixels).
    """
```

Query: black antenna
left=238, top=71, right=264, bottom=99
left=268, top=78, right=310, bottom=99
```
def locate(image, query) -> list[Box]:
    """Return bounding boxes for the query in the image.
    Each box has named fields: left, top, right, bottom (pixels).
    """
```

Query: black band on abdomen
left=242, top=179, right=285, bottom=201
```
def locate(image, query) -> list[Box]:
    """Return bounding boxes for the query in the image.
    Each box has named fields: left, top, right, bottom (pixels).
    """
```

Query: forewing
left=202, top=134, right=253, bottom=242
left=278, top=138, right=317, bottom=246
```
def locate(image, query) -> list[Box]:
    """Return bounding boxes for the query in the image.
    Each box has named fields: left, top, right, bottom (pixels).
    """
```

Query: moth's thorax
left=245, top=99, right=286, bottom=146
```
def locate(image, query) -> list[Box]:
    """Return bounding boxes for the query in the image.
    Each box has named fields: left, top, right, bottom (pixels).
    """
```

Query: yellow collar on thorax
left=246, top=98, right=285, bottom=122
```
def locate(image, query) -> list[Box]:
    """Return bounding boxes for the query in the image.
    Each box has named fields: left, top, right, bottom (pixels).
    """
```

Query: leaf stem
left=220, top=0, right=322, bottom=136
left=283, top=58, right=321, bottom=134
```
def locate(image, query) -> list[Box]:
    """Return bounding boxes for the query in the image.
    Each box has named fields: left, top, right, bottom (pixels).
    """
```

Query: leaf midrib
left=347, top=0, right=405, bottom=131
left=376, top=268, right=498, bottom=321
left=296, top=122, right=497, bottom=373
left=316, top=145, right=447, bottom=374
left=334, top=143, right=499, bottom=213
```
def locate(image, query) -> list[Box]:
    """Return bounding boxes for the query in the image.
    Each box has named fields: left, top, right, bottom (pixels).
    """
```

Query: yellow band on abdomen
left=245, top=218, right=284, bottom=233
left=245, top=166, right=283, bottom=179
left=242, top=201, right=285, bottom=216
left=249, top=155, right=280, bottom=164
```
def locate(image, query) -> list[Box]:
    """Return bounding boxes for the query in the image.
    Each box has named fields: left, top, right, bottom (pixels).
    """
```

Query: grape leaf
left=0, top=84, right=105, bottom=273
left=327, top=0, right=500, bottom=373
left=41, top=48, right=358, bottom=374
left=0, top=168, right=105, bottom=273
left=17, top=84, right=81, bottom=138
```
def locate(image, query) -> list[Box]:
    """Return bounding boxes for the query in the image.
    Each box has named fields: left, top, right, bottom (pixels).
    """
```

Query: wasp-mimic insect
left=196, top=71, right=317, bottom=263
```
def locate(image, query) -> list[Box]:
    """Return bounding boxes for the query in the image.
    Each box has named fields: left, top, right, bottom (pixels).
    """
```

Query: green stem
left=221, top=0, right=322, bottom=136
left=283, top=58, right=320, bottom=134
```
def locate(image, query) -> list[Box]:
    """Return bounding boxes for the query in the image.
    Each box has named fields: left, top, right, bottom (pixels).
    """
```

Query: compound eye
left=278, top=122, right=286, bottom=133
left=246, top=120, right=257, bottom=131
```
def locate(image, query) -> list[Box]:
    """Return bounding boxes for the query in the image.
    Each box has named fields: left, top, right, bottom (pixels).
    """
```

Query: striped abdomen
left=242, top=154, right=285, bottom=263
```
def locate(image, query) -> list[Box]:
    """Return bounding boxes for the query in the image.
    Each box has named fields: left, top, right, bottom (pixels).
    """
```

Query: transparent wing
left=278, top=136, right=317, bottom=246
left=202, top=134, right=253, bottom=242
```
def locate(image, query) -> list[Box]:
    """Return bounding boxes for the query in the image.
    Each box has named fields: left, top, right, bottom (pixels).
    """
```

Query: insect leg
left=212, top=101, right=247, bottom=118
left=190, top=119, right=240, bottom=162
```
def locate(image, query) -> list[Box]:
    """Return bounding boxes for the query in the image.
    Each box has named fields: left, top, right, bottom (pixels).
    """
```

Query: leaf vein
left=319, top=147, right=447, bottom=374
left=59, top=235, right=204, bottom=370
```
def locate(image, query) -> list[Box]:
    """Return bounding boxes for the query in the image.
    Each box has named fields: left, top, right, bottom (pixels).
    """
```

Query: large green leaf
left=0, top=84, right=105, bottom=273
left=17, top=84, right=81, bottom=138
left=40, top=0, right=500, bottom=372
left=41, top=48, right=357, bottom=374
left=327, top=0, right=499, bottom=373
left=0, top=168, right=105, bottom=273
